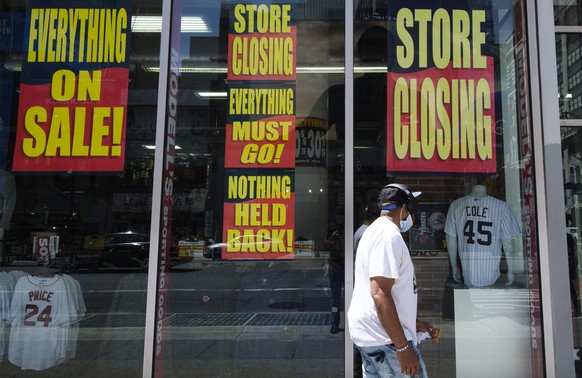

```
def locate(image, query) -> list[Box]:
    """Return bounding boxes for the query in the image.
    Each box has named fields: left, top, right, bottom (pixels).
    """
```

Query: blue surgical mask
left=399, top=208, right=413, bottom=233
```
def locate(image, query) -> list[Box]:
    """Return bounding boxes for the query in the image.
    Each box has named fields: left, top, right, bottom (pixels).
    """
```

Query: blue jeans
left=357, top=342, right=428, bottom=378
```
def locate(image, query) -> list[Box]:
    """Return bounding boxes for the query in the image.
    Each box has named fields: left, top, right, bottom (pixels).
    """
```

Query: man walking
left=348, top=183, right=434, bottom=377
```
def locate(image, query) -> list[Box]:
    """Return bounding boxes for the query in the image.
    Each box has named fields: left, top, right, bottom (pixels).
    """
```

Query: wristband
left=395, top=343, right=410, bottom=353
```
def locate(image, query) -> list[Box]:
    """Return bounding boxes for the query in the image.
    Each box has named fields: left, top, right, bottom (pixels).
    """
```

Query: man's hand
left=417, top=320, right=441, bottom=343
left=397, top=347, right=419, bottom=375
left=371, top=277, right=421, bottom=374
left=416, top=320, right=433, bottom=334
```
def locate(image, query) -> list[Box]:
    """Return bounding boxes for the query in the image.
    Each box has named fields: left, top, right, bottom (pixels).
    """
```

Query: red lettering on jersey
left=28, top=290, right=54, bottom=302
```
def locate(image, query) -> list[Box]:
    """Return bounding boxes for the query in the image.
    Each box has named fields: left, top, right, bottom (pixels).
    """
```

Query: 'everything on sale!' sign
left=13, top=0, right=131, bottom=172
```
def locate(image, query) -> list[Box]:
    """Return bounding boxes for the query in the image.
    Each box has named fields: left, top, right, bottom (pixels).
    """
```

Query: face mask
left=399, top=208, right=413, bottom=233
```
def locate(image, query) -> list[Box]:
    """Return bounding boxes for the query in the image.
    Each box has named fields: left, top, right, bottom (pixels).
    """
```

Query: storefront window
left=0, top=0, right=161, bottom=375
left=151, top=1, right=346, bottom=376
left=0, top=0, right=550, bottom=376
left=352, top=1, right=543, bottom=377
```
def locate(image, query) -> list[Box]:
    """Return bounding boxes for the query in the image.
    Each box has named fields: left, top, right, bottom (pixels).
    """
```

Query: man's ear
left=401, top=204, right=411, bottom=218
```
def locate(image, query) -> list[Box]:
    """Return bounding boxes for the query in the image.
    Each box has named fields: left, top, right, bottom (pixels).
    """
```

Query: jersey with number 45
left=444, top=195, right=521, bottom=287
left=9, top=275, right=76, bottom=371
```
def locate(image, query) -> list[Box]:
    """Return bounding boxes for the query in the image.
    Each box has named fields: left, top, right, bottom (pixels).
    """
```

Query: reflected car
left=101, top=232, right=150, bottom=268
left=74, top=231, right=179, bottom=271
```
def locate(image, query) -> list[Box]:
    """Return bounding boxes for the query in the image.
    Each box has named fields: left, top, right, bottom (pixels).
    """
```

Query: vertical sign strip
left=153, top=1, right=181, bottom=376
left=223, top=3, right=296, bottom=260
left=13, top=1, right=130, bottom=172
left=386, top=4, right=496, bottom=174
left=514, top=0, right=544, bottom=375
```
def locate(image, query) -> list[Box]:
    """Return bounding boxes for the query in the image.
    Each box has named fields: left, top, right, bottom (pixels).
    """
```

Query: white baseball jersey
left=9, top=275, right=77, bottom=371
left=444, top=195, right=521, bottom=287
left=0, top=270, right=27, bottom=363
left=62, top=274, right=85, bottom=359
left=0, top=272, right=15, bottom=363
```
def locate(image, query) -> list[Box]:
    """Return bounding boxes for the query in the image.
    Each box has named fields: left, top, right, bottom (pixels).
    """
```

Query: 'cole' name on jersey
left=465, top=205, right=488, bottom=218
left=28, top=290, right=54, bottom=302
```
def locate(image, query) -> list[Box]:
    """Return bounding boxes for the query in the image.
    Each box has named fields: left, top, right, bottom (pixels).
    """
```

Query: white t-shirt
left=348, top=216, right=418, bottom=347
left=9, top=275, right=77, bottom=371
left=353, top=223, right=369, bottom=252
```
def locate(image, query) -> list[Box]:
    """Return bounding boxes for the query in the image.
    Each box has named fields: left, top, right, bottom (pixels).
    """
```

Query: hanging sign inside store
left=222, top=169, right=296, bottom=259
left=223, top=3, right=296, bottom=260
left=295, top=117, right=327, bottom=167
left=224, top=83, right=296, bottom=169
left=386, top=4, right=497, bottom=174
left=32, top=232, right=59, bottom=265
left=12, top=0, right=131, bottom=172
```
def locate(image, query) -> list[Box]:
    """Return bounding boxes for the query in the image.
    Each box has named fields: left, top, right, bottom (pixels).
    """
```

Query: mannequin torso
left=444, top=185, right=520, bottom=287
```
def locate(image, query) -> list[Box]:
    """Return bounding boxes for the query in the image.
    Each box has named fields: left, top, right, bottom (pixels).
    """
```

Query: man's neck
left=381, top=210, right=400, bottom=227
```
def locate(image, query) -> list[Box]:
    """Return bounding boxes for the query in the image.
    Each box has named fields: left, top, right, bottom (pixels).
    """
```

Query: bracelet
left=395, top=343, right=410, bottom=353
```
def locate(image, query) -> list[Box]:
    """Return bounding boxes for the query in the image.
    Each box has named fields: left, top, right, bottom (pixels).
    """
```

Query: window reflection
left=557, top=34, right=582, bottom=119
left=555, top=0, right=582, bottom=26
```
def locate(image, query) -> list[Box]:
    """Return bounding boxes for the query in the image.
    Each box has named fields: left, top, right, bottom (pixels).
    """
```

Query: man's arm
left=370, top=276, right=419, bottom=375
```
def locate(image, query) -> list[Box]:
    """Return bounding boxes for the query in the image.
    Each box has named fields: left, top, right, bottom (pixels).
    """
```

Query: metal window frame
left=344, top=1, right=354, bottom=376
left=532, top=1, right=575, bottom=377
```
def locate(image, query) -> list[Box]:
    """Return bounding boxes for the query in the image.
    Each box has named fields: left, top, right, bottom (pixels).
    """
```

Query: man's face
left=401, top=204, right=413, bottom=222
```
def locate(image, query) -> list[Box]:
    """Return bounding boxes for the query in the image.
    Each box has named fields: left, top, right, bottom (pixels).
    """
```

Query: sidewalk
left=0, top=313, right=455, bottom=377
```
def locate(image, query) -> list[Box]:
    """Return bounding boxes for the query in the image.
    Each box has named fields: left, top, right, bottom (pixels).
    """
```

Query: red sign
left=227, top=3, right=296, bottom=81
left=225, top=114, right=296, bottom=169
left=386, top=7, right=497, bottom=174
left=33, top=233, right=59, bottom=264
left=12, top=1, right=130, bottom=172
left=224, top=3, right=297, bottom=260
left=222, top=184, right=295, bottom=260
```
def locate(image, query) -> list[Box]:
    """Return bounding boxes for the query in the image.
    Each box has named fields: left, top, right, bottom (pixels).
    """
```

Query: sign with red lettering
left=154, top=1, right=181, bottom=375
left=386, top=4, right=497, bottom=174
left=33, top=233, right=59, bottom=264
left=222, top=170, right=295, bottom=259
left=224, top=3, right=296, bottom=260
left=12, top=0, right=130, bottom=172
left=514, top=0, right=543, bottom=373
left=227, top=3, right=296, bottom=81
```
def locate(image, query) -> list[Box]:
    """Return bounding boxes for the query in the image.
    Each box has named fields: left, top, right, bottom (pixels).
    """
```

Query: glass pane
left=562, top=126, right=582, bottom=375
left=0, top=0, right=160, bottom=376
left=153, top=1, right=346, bottom=376
left=557, top=33, right=582, bottom=119
left=555, top=0, right=582, bottom=26
left=352, top=1, right=543, bottom=377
